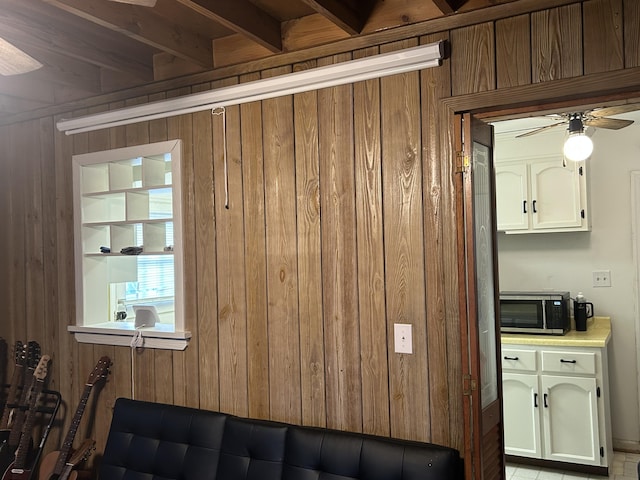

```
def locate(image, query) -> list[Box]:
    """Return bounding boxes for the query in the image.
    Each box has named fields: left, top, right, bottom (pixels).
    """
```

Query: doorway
left=489, top=106, right=640, bottom=454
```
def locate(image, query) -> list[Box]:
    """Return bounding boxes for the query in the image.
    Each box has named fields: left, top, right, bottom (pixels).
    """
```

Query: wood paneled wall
left=1, top=0, right=639, bottom=474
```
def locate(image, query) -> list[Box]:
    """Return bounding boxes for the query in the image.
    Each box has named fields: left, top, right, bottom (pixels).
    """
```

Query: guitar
left=0, top=342, right=26, bottom=458
left=6, top=342, right=41, bottom=451
left=38, top=356, right=111, bottom=480
left=41, top=439, right=95, bottom=480
left=1, top=355, right=50, bottom=480
left=0, top=342, right=26, bottom=432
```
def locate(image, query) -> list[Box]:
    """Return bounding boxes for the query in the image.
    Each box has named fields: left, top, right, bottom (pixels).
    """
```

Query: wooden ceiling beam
left=431, top=0, right=468, bottom=15
left=176, top=0, right=282, bottom=53
left=299, top=0, right=366, bottom=35
left=41, top=0, right=214, bottom=68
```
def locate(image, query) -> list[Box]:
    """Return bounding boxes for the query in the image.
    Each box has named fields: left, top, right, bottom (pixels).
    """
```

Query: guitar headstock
left=33, top=355, right=51, bottom=381
left=14, top=340, right=25, bottom=366
left=26, top=341, right=41, bottom=369
left=87, top=356, right=112, bottom=386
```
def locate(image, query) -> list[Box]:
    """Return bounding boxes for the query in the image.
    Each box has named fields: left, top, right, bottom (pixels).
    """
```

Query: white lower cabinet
left=502, top=344, right=611, bottom=471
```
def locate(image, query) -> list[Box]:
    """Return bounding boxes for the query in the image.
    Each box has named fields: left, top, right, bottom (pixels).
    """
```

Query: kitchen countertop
left=501, top=316, right=611, bottom=348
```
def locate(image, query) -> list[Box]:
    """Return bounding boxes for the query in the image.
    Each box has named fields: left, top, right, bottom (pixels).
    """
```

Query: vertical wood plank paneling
left=495, top=15, right=532, bottom=88
left=262, top=65, right=302, bottom=424
left=381, top=39, right=429, bottom=442
left=292, top=61, right=326, bottom=429
left=240, top=73, right=270, bottom=421
left=352, top=46, right=390, bottom=438
left=531, top=4, right=583, bottom=82
left=213, top=78, right=249, bottom=417
left=420, top=31, right=457, bottom=447
left=450, top=23, right=496, bottom=96
left=0, top=126, right=9, bottom=341
left=24, top=119, right=46, bottom=354
left=8, top=122, right=28, bottom=344
left=317, top=53, right=362, bottom=433
left=53, top=113, right=79, bottom=454
left=147, top=92, right=175, bottom=406
left=167, top=86, right=199, bottom=408
left=190, top=84, right=219, bottom=412
left=624, top=0, right=640, bottom=67
left=583, top=0, right=624, bottom=74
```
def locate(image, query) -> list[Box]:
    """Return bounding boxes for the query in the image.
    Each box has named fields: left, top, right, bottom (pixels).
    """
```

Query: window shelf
left=72, top=140, right=188, bottom=350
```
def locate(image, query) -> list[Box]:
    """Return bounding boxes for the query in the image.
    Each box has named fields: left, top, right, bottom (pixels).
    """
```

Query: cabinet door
left=502, top=373, right=542, bottom=458
left=530, top=160, right=582, bottom=230
left=541, top=375, right=600, bottom=466
left=495, top=163, right=528, bottom=231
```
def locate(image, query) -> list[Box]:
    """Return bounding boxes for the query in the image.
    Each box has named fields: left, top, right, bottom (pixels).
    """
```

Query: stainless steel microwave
left=499, top=291, right=570, bottom=335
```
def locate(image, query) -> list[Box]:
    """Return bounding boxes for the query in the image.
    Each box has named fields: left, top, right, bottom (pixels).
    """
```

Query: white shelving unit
left=70, top=140, right=190, bottom=350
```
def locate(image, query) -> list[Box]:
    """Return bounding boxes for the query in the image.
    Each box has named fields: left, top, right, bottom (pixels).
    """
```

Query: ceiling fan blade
left=0, top=37, right=43, bottom=76
left=109, top=0, right=157, bottom=6
left=585, top=117, right=634, bottom=130
left=515, top=121, right=566, bottom=138
left=590, top=103, right=640, bottom=118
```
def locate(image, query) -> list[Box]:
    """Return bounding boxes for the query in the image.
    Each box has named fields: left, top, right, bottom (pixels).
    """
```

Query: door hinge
left=463, top=374, right=477, bottom=396
left=456, top=151, right=470, bottom=173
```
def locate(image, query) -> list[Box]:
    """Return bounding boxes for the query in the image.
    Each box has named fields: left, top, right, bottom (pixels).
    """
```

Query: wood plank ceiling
left=0, top=0, right=513, bottom=123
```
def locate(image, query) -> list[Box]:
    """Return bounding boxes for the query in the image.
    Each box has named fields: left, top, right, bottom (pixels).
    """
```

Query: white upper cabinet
left=494, top=126, right=590, bottom=234
left=495, top=156, right=589, bottom=233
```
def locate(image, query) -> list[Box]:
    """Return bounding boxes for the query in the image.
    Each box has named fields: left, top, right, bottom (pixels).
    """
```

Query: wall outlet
left=592, top=270, right=611, bottom=287
left=394, top=323, right=413, bottom=354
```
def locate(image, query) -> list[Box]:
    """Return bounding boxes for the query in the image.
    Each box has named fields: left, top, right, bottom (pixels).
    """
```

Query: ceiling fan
left=515, top=104, right=637, bottom=138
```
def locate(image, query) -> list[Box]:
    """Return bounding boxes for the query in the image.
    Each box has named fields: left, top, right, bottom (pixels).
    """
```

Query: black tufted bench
left=99, top=398, right=464, bottom=480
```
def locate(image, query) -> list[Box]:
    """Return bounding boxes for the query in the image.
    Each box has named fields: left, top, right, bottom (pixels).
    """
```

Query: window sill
left=68, top=324, right=191, bottom=350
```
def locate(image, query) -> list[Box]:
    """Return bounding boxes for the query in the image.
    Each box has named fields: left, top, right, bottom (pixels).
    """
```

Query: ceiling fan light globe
left=563, top=133, right=593, bottom=161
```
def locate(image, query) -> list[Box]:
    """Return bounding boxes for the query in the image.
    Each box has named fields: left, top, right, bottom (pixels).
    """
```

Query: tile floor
left=506, top=452, right=640, bottom=480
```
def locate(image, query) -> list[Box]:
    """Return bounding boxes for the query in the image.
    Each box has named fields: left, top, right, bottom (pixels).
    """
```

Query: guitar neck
left=12, top=380, right=45, bottom=470
left=51, top=385, right=93, bottom=476
left=0, top=366, right=25, bottom=430
left=7, top=368, right=36, bottom=448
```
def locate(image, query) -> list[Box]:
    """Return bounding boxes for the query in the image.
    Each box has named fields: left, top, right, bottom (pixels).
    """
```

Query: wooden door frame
left=441, top=66, right=640, bottom=480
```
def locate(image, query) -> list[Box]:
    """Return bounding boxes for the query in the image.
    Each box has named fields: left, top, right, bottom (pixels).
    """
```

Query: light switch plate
left=394, top=323, right=413, bottom=354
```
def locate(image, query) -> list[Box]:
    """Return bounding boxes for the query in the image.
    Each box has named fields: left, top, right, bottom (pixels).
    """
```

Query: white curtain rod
left=57, top=40, right=444, bottom=135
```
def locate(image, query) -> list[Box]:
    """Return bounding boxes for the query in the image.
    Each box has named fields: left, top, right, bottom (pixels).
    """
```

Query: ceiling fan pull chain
left=212, top=107, right=229, bottom=209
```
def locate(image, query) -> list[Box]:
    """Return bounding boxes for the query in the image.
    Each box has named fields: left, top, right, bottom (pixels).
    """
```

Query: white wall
left=494, top=111, right=640, bottom=450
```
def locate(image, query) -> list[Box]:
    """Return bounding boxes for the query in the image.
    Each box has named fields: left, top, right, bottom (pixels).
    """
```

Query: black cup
left=574, top=301, right=594, bottom=331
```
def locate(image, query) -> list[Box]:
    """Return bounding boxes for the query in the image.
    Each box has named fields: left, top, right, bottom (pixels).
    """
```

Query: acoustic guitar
left=1, top=355, right=50, bottom=480
left=38, top=356, right=111, bottom=480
